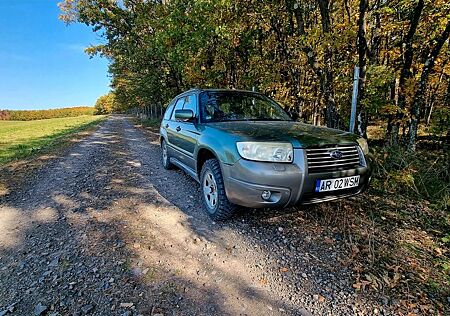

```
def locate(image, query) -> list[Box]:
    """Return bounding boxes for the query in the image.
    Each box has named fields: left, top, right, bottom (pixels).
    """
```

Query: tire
left=161, top=139, right=174, bottom=170
left=200, top=158, right=236, bottom=220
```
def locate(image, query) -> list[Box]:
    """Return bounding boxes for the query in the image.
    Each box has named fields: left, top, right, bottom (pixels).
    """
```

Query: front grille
left=306, top=144, right=361, bottom=173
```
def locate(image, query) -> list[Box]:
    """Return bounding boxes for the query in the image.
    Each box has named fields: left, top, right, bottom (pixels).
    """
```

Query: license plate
left=315, top=175, right=360, bottom=192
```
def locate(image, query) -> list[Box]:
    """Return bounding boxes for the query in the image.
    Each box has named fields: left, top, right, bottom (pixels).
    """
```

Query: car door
left=166, top=97, right=186, bottom=159
left=176, top=94, right=200, bottom=170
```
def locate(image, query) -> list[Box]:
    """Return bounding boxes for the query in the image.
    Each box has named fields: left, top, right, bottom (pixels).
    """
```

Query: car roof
left=174, top=88, right=262, bottom=99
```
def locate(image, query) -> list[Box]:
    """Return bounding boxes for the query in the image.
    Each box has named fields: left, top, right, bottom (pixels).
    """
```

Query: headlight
left=236, top=142, right=293, bottom=162
left=357, top=137, right=369, bottom=155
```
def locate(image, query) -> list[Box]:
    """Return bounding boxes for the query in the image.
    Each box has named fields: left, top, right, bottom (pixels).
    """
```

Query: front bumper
left=221, top=149, right=371, bottom=208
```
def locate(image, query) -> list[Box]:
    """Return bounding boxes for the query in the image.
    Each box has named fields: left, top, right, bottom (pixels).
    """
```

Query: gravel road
left=0, top=116, right=390, bottom=316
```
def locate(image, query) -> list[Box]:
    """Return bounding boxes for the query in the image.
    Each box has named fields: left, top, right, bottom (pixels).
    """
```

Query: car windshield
left=199, top=91, right=292, bottom=123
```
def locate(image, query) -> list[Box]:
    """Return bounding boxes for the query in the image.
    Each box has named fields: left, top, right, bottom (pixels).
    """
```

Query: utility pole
left=350, top=66, right=360, bottom=133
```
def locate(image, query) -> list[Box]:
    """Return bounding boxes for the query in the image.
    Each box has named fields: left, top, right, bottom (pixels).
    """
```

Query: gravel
left=0, top=115, right=393, bottom=315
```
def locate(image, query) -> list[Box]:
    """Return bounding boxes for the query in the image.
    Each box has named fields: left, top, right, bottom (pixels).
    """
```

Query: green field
left=0, top=115, right=105, bottom=164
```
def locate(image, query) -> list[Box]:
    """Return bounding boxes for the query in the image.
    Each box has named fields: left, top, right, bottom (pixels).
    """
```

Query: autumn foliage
left=0, top=107, right=94, bottom=121
left=58, top=0, right=450, bottom=151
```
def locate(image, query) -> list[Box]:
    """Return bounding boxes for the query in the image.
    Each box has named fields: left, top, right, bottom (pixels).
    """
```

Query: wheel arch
left=196, top=147, right=218, bottom=177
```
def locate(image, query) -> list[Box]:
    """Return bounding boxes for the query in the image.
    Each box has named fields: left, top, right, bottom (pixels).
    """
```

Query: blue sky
left=0, top=0, right=110, bottom=110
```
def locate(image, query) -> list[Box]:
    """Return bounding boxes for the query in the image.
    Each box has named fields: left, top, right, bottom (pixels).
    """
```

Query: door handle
left=165, top=124, right=169, bottom=128
left=176, top=126, right=181, bottom=132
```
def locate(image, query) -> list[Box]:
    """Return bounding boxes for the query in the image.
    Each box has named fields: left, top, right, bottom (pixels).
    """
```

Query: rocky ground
left=0, top=115, right=400, bottom=315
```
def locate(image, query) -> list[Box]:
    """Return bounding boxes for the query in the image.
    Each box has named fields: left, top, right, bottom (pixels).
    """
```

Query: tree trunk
left=425, top=64, right=447, bottom=125
left=369, top=0, right=382, bottom=65
left=445, top=74, right=450, bottom=107
left=344, top=0, right=351, bottom=24
left=390, top=0, right=424, bottom=146
left=356, top=0, right=368, bottom=137
left=292, top=0, right=339, bottom=128
left=317, top=0, right=339, bottom=129
left=407, top=20, right=450, bottom=151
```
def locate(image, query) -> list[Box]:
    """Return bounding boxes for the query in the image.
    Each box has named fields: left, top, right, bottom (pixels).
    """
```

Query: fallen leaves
left=353, top=271, right=402, bottom=291
left=434, top=247, right=443, bottom=256
left=381, top=271, right=401, bottom=289
left=323, top=237, right=335, bottom=245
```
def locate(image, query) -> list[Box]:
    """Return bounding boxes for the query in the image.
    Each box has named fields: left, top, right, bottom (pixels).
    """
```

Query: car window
left=182, top=94, right=197, bottom=117
left=163, top=101, right=175, bottom=120
left=199, top=91, right=292, bottom=122
left=170, top=97, right=186, bottom=120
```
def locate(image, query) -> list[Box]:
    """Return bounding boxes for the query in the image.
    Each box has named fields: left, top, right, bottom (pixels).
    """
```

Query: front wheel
left=200, top=158, right=236, bottom=220
left=161, top=139, right=174, bottom=170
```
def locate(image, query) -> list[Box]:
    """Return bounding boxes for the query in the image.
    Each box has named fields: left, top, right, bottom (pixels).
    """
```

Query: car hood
left=205, top=121, right=358, bottom=148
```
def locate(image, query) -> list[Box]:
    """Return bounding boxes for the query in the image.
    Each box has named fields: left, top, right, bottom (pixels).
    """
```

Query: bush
left=0, top=107, right=94, bottom=121
left=371, top=146, right=450, bottom=211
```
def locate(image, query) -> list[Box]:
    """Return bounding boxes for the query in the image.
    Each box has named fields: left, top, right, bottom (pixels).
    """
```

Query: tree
left=94, top=92, right=116, bottom=114
left=408, top=20, right=450, bottom=151
left=59, top=0, right=450, bottom=150
left=356, top=0, right=368, bottom=138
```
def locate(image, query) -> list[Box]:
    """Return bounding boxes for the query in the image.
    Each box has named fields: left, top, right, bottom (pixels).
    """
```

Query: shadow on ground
left=0, top=116, right=302, bottom=315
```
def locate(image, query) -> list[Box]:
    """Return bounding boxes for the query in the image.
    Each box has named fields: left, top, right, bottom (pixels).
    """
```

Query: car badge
left=329, top=150, right=343, bottom=159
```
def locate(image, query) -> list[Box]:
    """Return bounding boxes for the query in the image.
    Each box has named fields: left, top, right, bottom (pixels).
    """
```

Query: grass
left=0, top=115, right=105, bottom=165
left=132, top=117, right=161, bottom=129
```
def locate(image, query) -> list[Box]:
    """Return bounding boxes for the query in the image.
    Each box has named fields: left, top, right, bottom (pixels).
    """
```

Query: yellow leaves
left=262, top=22, right=270, bottom=32
left=380, top=103, right=398, bottom=115
left=404, top=77, right=418, bottom=101
left=434, top=247, right=443, bottom=256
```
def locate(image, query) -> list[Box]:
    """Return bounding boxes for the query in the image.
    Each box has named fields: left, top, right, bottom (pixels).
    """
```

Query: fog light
left=261, top=190, right=271, bottom=200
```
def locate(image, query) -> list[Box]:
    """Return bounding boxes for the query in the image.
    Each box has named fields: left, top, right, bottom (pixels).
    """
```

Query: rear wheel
left=200, top=158, right=236, bottom=220
left=161, top=139, right=174, bottom=170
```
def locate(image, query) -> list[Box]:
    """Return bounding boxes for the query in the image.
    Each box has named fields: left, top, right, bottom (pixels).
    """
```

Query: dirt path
left=0, top=116, right=387, bottom=316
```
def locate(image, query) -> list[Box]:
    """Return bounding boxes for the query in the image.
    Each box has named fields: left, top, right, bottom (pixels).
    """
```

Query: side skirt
left=169, top=157, right=200, bottom=183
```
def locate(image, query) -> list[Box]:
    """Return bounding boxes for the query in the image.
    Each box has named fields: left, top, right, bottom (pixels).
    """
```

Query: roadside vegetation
left=0, top=106, right=94, bottom=121
left=0, top=115, right=105, bottom=165
left=134, top=118, right=161, bottom=129
left=315, top=144, right=450, bottom=313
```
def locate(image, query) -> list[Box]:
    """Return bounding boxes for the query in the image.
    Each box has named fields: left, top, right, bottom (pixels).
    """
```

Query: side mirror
left=174, top=109, right=194, bottom=121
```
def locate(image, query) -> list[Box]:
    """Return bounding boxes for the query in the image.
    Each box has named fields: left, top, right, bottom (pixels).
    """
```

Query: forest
left=59, top=0, right=450, bottom=151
